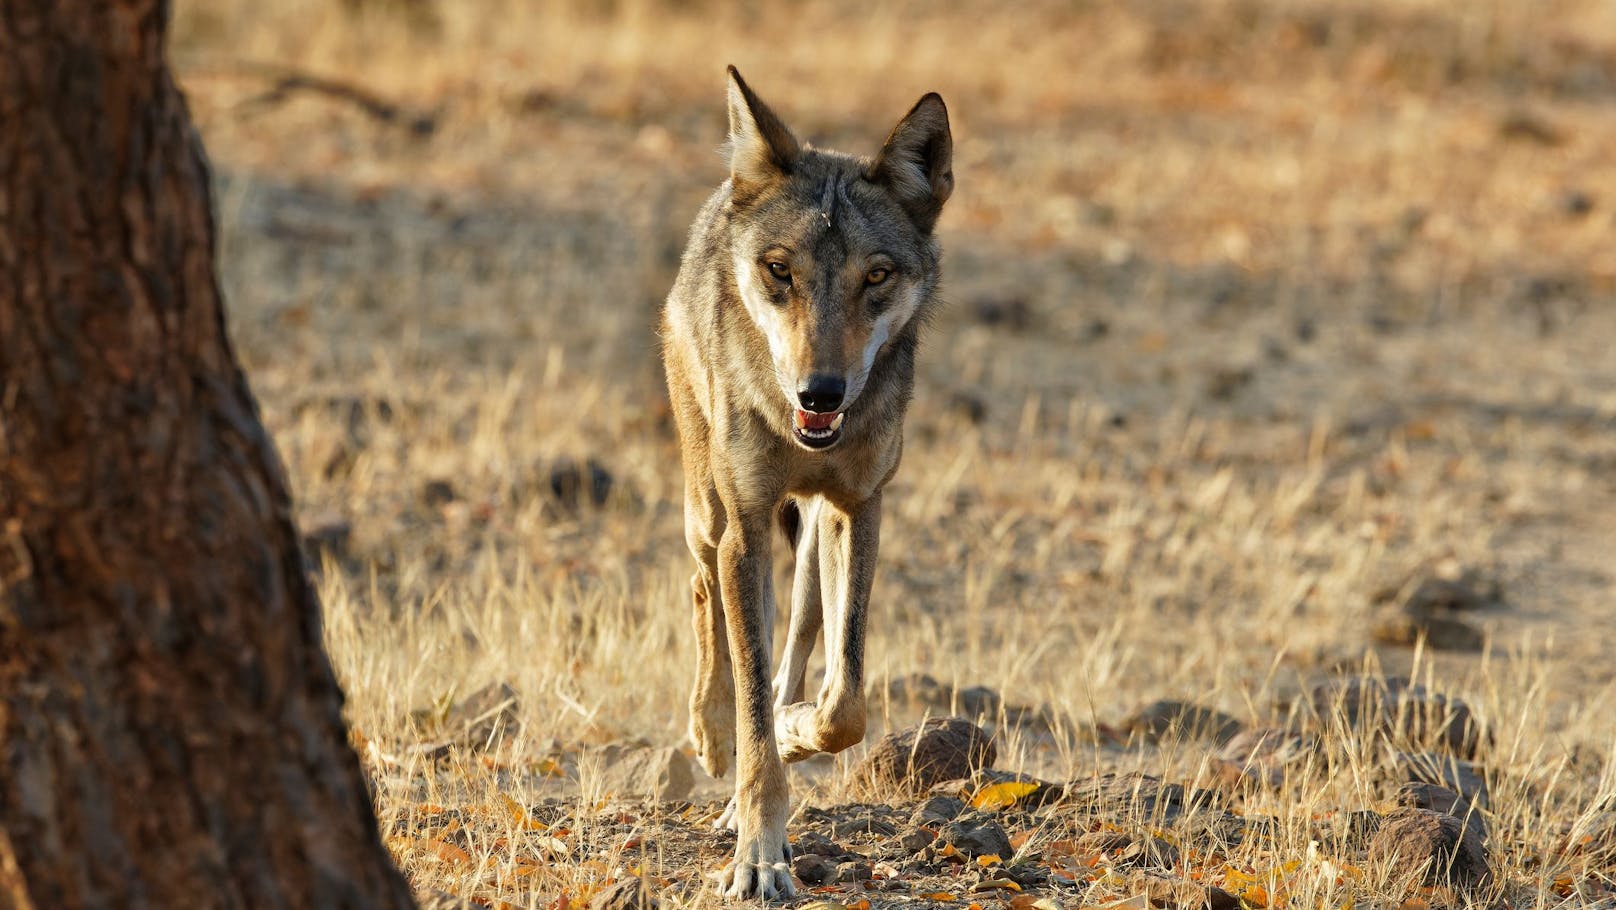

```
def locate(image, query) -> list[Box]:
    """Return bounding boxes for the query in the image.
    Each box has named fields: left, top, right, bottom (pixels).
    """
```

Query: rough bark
left=0, top=2, right=416, bottom=907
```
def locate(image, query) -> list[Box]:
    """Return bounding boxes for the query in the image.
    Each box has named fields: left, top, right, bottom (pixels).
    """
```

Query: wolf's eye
left=766, top=260, right=792, bottom=282
left=865, top=267, right=891, bottom=286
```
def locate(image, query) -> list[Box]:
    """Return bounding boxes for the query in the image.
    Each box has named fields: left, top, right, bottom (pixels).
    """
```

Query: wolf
left=660, top=67, right=953, bottom=899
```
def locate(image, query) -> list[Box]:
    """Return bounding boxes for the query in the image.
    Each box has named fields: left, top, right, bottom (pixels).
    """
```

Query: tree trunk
left=0, top=2, right=416, bottom=907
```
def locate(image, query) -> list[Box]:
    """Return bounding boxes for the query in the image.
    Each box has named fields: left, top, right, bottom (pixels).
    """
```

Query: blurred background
left=167, top=1, right=1616, bottom=901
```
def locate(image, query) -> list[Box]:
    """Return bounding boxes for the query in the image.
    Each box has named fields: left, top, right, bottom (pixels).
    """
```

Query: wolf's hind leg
left=775, top=494, right=879, bottom=763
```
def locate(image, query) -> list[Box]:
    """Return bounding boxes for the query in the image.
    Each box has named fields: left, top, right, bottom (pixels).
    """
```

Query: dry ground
left=171, top=0, right=1615, bottom=906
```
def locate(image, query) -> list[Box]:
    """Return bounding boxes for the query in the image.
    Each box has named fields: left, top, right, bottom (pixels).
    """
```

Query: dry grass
left=172, top=0, right=1614, bottom=906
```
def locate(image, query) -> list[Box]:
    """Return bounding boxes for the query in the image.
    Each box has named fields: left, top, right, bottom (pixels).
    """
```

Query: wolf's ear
left=726, top=66, right=799, bottom=191
left=869, top=93, right=953, bottom=233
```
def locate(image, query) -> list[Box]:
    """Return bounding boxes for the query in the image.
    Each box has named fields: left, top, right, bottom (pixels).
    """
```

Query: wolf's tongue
left=795, top=410, right=837, bottom=430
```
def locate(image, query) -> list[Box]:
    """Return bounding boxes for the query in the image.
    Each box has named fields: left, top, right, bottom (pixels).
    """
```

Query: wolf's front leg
left=716, top=514, right=795, bottom=900
left=776, top=493, right=880, bottom=763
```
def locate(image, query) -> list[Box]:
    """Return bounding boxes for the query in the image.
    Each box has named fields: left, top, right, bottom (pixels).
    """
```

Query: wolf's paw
left=689, top=697, right=736, bottom=779
left=775, top=700, right=864, bottom=762
left=714, top=794, right=739, bottom=831
left=774, top=701, right=822, bottom=763
left=717, top=825, right=795, bottom=900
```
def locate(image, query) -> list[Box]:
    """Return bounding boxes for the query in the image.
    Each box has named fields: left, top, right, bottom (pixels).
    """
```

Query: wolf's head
left=722, top=66, right=953, bottom=451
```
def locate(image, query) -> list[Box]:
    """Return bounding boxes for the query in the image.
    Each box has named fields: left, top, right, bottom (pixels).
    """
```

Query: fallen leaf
left=921, top=893, right=957, bottom=902
left=971, top=878, right=1022, bottom=893
left=971, top=781, right=1041, bottom=810
left=501, top=793, right=547, bottom=830
left=422, top=838, right=471, bottom=865
left=976, top=854, right=1003, bottom=867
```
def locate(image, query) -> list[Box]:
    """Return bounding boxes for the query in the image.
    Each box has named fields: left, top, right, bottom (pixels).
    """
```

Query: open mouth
left=792, top=409, right=845, bottom=449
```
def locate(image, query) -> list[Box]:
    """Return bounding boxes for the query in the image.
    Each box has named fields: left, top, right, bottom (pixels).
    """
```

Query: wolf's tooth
left=830, top=413, right=845, bottom=430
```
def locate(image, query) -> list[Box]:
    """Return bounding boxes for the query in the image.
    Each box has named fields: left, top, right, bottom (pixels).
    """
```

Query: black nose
left=797, top=375, right=845, bottom=413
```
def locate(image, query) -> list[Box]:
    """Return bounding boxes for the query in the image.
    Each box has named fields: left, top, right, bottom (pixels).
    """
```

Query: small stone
left=912, top=795, right=967, bottom=826
left=958, top=685, right=1002, bottom=718
left=937, top=812, right=1013, bottom=859
left=793, top=831, right=845, bottom=857
left=590, top=743, right=695, bottom=802
left=1369, top=808, right=1491, bottom=890
left=422, top=478, right=459, bottom=507
left=1076, top=830, right=1133, bottom=854
left=1309, top=676, right=1487, bottom=759
left=854, top=717, right=995, bottom=796
left=792, top=853, right=836, bottom=886
left=1394, top=752, right=1489, bottom=809
left=547, top=456, right=614, bottom=509
left=1498, top=110, right=1565, bottom=146
left=1395, top=781, right=1486, bottom=841
left=1213, top=727, right=1318, bottom=790
left=1062, top=772, right=1221, bottom=823
left=1127, top=871, right=1242, bottom=910
left=1077, top=830, right=1176, bottom=869
left=591, top=877, right=657, bottom=910
left=835, top=859, right=874, bottom=883
left=1127, top=700, right=1243, bottom=745
left=1560, top=190, right=1595, bottom=218
left=832, top=815, right=897, bottom=839
left=439, top=682, right=521, bottom=748
left=898, top=827, right=936, bottom=854
left=972, top=296, right=1034, bottom=331
left=301, top=514, right=353, bottom=560
left=1400, top=572, right=1503, bottom=613
left=1370, top=607, right=1486, bottom=652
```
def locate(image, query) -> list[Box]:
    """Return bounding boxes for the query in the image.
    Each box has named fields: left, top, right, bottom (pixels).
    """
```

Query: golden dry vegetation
left=171, top=1, right=1615, bottom=907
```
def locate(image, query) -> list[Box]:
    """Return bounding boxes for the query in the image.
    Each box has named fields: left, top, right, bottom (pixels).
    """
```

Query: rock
left=440, top=681, right=521, bottom=748
left=301, top=513, right=353, bottom=560
left=410, top=682, right=521, bottom=749
left=792, top=853, right=836, bottom=886
left=1309, top=676, right=1487, bottom=759
left=1078, top=831, right=1177, bottom=869
left=832, top=815, right=897, bottom=839
left=1560, top=189, right=1595, bottom=218
left=1126, top=871, right=1242, bottom=910
left=854, top=717, right=995, bottom=795
left=937, top=812, right=1012, bottom=859
left=421, top=478, right=459, bottom=507
left=966, top=769, right=1066, bottom=809
left=1394, top=752, right=1489, bottom=809
left=546, top=456, right=614, bottom=509
left=590, top=743, right=694, bottom=802
left=1497, top=110, right=1565, bottom=146
left=1400, top=572, right=1504, bottom=613
left=793, top=831, right=846, bottom=858
left=1213, top=727, right=1318, bottom=789
left=947, top=392, right=988, bottom=426
left=1127, top=700, right=1243, bottom=745
left=835, top=859, right=874, bottom=883
left=591, top=876, right=658, bottom=910
left=958, top=685, right=1002, bottom=718
left=1312, top=810, right=1383, bottom=853
left=1563, top=811, right=1616, bottom=867
left=1369, top=808, right=1491, bottom=890
left=1395, top=782, right=1485, bottom=839
left=1062, top=772, right=1220, bottom=823
left=972, top=296, right=1034, bottom=331
left=871, top=674, right=1003, bottom=719
left=898, top=827, right=936, bottom=854
left=912, top=794, right=967, bottom=826
left=1370, top=607, right=1485, bottom=652
left=877, top=672, right=949, bottom=708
